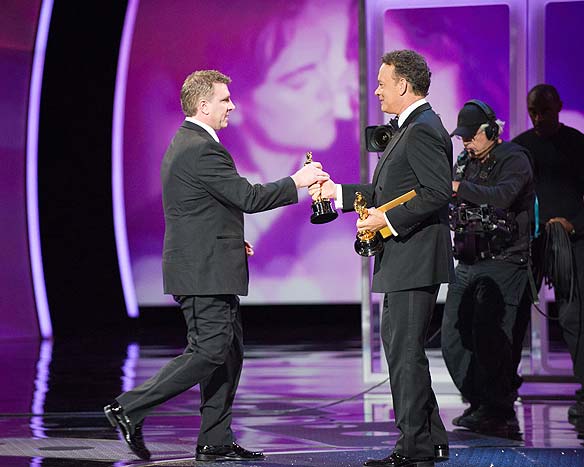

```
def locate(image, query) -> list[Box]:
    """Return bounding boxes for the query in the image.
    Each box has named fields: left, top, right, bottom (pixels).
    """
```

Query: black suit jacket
left=343, top=103, right=455, bottom=293
left=160, top=121, right=298, bottom=295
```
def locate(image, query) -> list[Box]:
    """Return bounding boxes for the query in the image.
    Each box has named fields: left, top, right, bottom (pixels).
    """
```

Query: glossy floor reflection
left=1, top=327, right=584, bottom=466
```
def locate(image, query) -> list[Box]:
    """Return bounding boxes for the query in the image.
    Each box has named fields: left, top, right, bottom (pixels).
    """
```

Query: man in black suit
left=104, top=70, right=329, bottom=461
left=311, top=50, right=454, bottom=467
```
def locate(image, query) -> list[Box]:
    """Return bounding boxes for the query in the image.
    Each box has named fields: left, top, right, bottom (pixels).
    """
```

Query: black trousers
left=116, top=295, right=243, bottom=445
left=441, top=260, right=527, bottom=413
left=514, top=233, right=584, bottom=388
left=382, top=285, right=447, bottom=459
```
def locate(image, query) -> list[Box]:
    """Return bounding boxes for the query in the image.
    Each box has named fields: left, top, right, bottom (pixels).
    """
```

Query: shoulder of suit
left=407, top=117, right=445, bottom=139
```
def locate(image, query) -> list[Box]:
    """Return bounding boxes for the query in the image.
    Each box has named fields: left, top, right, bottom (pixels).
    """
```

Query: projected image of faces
left=124, top=0, right=360, bottom=305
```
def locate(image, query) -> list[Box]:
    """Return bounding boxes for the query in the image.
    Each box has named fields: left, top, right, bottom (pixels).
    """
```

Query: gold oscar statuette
left=305, top=151, right=338, bottom=224
left=353, top=192, right=384, bottom=257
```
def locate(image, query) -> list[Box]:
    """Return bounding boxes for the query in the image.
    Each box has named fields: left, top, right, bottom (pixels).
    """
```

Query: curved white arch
left=26, top=0, right=54, bottom=339
left=112, top=0, right=141, bottom=318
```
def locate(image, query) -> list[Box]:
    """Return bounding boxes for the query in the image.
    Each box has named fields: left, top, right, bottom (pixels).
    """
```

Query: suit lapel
left=372, top=129, right=407, bottom=185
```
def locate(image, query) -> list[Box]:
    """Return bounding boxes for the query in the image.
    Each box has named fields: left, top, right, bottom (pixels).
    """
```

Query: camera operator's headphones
left=465, top=99, right=499, bottom=141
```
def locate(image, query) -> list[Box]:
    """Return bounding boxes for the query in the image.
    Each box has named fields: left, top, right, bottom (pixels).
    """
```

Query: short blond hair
left=180, top=70, right=231, bottom=117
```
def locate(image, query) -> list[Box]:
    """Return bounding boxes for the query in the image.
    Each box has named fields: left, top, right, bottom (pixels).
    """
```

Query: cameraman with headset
left=440, top=100, right=535, bottom=434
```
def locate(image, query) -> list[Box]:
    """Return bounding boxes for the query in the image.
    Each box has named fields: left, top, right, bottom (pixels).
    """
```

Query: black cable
left=531, top=300, right=560, bottom=321
left=248, top=376, right=390, bottom=416
left=543, top=222, right=576, bottom=303
left=541, top=223, right=583, bottom=370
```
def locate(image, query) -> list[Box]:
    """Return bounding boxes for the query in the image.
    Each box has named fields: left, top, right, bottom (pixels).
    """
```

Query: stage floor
left=1, top=328, right=583, bottom=466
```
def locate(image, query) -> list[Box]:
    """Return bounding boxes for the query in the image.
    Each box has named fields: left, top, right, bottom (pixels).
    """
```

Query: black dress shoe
left=104, top=401, right=151, bottom=460
left=196, top=442, right=265, bottom=461
left=452, top=405, right=477, bottom=426
left=363, top=452, right=434, bottom=467
left=434, top=444, right=449, bottom=462
left=456, top=406, right=519, bottom=434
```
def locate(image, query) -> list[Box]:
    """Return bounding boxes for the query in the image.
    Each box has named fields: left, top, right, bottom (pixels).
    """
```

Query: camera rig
left=449, top=202, right=517, bottom=262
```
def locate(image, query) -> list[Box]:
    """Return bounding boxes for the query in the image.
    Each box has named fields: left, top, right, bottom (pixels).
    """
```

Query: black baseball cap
left=450, top=103, right=489, bottom=139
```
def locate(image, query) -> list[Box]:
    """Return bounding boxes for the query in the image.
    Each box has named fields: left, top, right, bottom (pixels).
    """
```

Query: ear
left=399, top=78, right=407, bottom=96
left=199, top=100, right=209, bottom=116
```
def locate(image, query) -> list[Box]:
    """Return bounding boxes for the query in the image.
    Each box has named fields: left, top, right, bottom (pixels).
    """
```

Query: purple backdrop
left=0, top=0, right=41, bottom=339
left=0, top=0, right=582, bottom=332
left=545, top=2, right=584, bottom=131
left=123, top=0, right=361, bottom=305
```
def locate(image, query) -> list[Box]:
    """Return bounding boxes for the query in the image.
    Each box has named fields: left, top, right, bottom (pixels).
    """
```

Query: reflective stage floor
left=1, top=317, right=584, bottom=467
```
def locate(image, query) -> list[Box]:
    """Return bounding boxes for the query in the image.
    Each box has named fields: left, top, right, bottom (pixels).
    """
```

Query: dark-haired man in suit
left=311, top=50, right=454, bottom=467
left=104, top=69, right=329, bottom=461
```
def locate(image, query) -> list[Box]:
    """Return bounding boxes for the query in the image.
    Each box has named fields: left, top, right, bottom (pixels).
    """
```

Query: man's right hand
left=291, top=162, right=329, bottom=188
left=309, top=179, right=337, bottom=201
left=548, top=217, right=575, bottom=235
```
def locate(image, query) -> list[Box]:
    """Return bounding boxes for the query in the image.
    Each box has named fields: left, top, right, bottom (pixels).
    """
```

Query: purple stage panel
left=0, top=0, right=42, bottom=340
left=545, top=1, right=584, bottom=130
left=122, top=0, right=361, bottom=306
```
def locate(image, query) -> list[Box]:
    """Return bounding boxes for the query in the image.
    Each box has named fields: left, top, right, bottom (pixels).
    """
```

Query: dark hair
left=528, top=83, right=561, bottom=103
left=381, top=49, right=431, bottom=97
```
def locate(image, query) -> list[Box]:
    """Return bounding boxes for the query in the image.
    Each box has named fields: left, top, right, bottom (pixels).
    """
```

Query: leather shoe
left=363, top=452, right=434, bottom=467
left=434, top=444, right=449, bottom=462
left=456, top=406, right=519, bottom=434
left=452, top=405, right=477, bottom=426
left=196, top=442, right=265, bottom=461
left=104, top=401, right=151, bottom=460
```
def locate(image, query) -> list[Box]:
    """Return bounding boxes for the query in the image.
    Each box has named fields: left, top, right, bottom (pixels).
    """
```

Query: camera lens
left=365, top=124, right=395, bottom=152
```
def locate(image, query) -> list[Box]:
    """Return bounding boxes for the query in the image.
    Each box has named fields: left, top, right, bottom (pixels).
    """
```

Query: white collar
left=185, top=116, right=220, bottom=143
left=397, top=98, right=427, bottom=128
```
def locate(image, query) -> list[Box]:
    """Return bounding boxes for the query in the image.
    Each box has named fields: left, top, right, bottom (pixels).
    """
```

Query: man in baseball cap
left=451, top=100, right=494, bottom=140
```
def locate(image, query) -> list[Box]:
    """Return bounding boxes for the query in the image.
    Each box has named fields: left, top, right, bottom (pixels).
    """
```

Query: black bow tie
left=389, top=117, right=399, bottom=131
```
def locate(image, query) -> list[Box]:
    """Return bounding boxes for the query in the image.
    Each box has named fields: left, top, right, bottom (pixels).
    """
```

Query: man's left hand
left=548, top=217, right=575, bottom=235
left=356, top=208, right=387, bottom=233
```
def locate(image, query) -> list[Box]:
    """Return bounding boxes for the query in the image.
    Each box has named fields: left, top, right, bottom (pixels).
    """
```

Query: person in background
left=441, top=100, right=534, bottom=435
left=513, top=84, right=584, bottom=422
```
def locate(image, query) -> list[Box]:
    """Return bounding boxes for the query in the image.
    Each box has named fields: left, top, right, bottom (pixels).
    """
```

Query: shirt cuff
left=334, top=184, right=344, bottom=210
left=385, top=214, right=399, bottom=236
